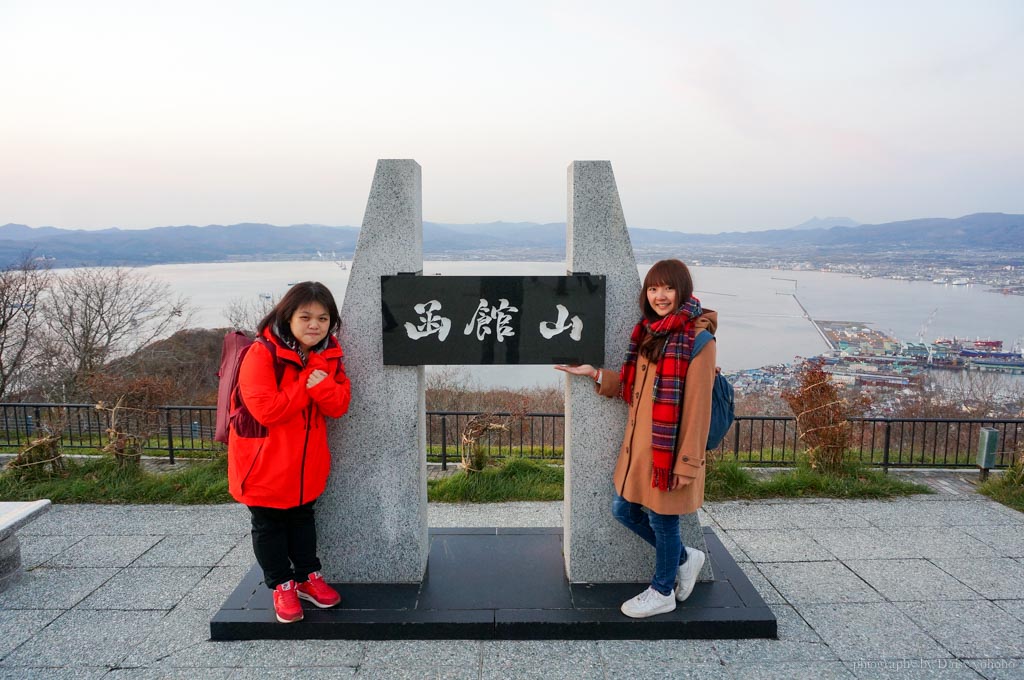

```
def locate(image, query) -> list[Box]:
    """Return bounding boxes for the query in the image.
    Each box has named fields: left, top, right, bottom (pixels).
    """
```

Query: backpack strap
left=254, top=337, right=286, bottom=386
left=691, top=330, right=715, bottom=361
left=232, top=338, right=285, bottom=412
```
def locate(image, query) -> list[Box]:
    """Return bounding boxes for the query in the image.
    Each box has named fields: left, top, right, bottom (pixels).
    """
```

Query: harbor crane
left=917, top=307, right=938, bottom=343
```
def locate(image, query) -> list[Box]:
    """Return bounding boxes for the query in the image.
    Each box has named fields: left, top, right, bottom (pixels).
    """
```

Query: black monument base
left=210, top=527, right=776, bottom=640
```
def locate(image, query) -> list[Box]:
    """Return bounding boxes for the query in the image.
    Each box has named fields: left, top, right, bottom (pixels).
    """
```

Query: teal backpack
left=690, top=330, right=735, bottom=450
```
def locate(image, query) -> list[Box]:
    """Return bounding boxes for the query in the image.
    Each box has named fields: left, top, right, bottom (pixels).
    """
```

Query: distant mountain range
left=1, top=212, right=1020, bottom=267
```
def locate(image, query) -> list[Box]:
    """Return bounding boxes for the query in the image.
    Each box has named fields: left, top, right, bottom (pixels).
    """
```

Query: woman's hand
left=669, top=474, right=692, bottom=491
left=554, top=364, right=599, bottom=380
left=307, top=369, right=328, bottom=389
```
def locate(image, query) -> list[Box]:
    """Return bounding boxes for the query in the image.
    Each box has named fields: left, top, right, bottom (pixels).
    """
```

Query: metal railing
left=709, top=415, right=1023, bottom=470
left=1, top=403, right=1020, bottom=471
left=0, top=403, right=221, bottom=464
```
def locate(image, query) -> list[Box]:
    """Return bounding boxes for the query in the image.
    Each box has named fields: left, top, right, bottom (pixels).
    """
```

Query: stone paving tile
left=181, top=566, right=248, bottom=612
left=702, top=501, right=800, bottom=530
left=772, top=502, right=874, bottom=529
left=0, top=567, right=117, bottom=610
left=0, top=609, right=164, bottom=667
left=804, top=528, right=912, bottom=560
left=19, top=506, right=128, bottom=536
left=711, top=526, right=751, bottom=562
left=242, top=639, right=363, bottom=667
left=480, top=640, right=603, bottom=679
left=964, top=658, right=1024, bottom=680
left=843, top=559, right=983, bottom=602
left=119, top=606, right=249, bottom=668
left=924, top=501, right=1024, bottom=527
left=727, top=661, right=856, bottom=679
left=597, top=639, right=721, bottom=664
left=988, top=500, right=1024, bottom=523
left=0, top=668, right=109, bottom=680
left=930, top=558, right=1024, bottom=600
left=362, top=640, right=481, bottom=668
left=805, top=527, right=997, bottom=561
left=427, top=501, right=563, bottom=528
left=0, top=610, right=62, bottom=659
left=726, top=529, right=833, bottom=562
left=347, top=664, right=474, bottom=679
left=876, top=526, right=999, bottom=559
left=845, top=658, right=985, bottom=678
left=76, top=567, right=208, bottom=610
left=993, top=599, right=1024, bottom=624
left=17, top=535, right=82, bottom=569
left=216, top=534, right=256, bottom=567
left=603, top=660, right=731, bottom=680
left=796, top=602, right=951, bottom=662
left=770, top=604, right=827, bottom=644
left=712, top=638, right=838, bottom=664
left=168, top=508, right=249, bottom=536
left=959, top=525, right=1024, bottom=558
left=857, top=501, right=980, bottom=528
left=133, top=535, right=239, bottom=567
left=107, top=669, right=237, bottom=679
left=44, top=534, right=162, bottom=568
left=136, top=641, right=254, bottom=671
left=759, top=562, right=883, bottom=605
left=897, top=601, right=1024, bottom=659
left=736, top=562, right=786, bottom=605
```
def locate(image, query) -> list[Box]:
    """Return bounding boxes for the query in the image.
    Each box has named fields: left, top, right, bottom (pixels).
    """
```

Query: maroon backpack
left=214, top=331, right=284, bottom=444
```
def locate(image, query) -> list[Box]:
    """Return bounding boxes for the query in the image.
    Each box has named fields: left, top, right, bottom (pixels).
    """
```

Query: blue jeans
left=612, top=493, right=688, bottom=596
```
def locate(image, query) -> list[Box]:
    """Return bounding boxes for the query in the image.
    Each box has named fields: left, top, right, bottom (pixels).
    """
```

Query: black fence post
left=882, top=421, right=891, bottom=474
left=440, top=416, right=448, bottom=471
left=166, top=419, right=175, bottom=465
left=732, top=420, right=741, bottom=461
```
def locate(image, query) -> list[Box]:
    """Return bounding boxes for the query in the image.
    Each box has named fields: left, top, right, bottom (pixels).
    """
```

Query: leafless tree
left=0, top=255, right=52, bottom=398
left=43, top=267, right=192, bottom=395
left=223, top=294, right=276, bottom=334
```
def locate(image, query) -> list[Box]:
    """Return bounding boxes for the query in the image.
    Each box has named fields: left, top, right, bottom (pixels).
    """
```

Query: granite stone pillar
left=564, top=161, right=713, bottom=583
left=318, top=159, right=427, bottom=583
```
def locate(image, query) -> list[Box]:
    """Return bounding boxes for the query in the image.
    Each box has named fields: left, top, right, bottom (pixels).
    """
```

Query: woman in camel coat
left=556, top=258, right=717, bottom=619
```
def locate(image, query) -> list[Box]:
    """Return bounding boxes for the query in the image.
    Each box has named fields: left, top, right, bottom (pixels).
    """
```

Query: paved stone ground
left=2, top=483, right=1023, bottom=678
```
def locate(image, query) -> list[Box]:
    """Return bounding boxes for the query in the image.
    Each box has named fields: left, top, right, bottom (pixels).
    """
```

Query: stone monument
left=318, top=159, right=428, bottom=583
left=563, top=161, right=713, bottom=583
left=318, top=158, right=710, bottom=585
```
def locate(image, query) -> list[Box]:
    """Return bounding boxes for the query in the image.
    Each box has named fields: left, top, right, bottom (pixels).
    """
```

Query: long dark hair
left=258, top=281, right=341, bottom=346
left=638, top=259, right=694, bottom=360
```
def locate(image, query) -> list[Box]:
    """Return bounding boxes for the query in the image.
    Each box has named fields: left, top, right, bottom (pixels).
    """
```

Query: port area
left=815, top=320, right=1024, bottom=386
left=728, top=316, right=1024, bottom=395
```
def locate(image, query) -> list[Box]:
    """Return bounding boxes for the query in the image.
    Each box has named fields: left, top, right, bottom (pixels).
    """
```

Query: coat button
left=682, top=456, right=689, bottom=462
left=641, top=365, right=647, bottom=371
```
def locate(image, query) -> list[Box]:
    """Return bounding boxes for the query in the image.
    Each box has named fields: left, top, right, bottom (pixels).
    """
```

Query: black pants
left=248, top=501, right=323, bottom=589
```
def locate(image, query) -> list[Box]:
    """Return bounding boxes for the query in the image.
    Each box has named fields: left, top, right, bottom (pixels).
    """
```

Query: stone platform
left=210, top=526, right=776, bottom=640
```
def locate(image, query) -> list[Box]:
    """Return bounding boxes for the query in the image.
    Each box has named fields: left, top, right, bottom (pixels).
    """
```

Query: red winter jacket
left=227, top=329, right=351, bottom=509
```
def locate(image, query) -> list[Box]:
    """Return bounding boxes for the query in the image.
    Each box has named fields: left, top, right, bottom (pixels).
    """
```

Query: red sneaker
left=296, top=571, right=341, bottom=608
left=273, top=580, right=304, bottom=623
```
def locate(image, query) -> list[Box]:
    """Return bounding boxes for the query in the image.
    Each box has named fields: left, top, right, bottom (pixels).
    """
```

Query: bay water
left=133, top=260, right=1024, bottom=390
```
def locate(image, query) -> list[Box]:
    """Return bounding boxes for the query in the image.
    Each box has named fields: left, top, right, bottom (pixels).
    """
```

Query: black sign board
left=381, top=275, right=605, bottom=365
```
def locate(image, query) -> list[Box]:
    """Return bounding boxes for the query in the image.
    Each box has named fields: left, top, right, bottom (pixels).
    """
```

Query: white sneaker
left=620, top=586, right=676, bottom=618
left=676, top=548, right=706, bottom=602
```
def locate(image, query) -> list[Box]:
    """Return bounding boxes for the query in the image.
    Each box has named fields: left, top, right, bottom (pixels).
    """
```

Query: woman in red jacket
left=227, top=281, right=351, bottom=624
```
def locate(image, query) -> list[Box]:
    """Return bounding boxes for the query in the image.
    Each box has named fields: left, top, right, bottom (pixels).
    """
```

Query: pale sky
left=2, top=1, right=1022, bottom=233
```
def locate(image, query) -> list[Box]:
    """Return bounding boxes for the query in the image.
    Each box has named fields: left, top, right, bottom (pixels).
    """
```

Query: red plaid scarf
left=619, top=297, right=702, bottom=491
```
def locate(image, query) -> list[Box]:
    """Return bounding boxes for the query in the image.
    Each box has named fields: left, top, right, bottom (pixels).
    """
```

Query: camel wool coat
left=596, top=311, right=718, bottom=516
